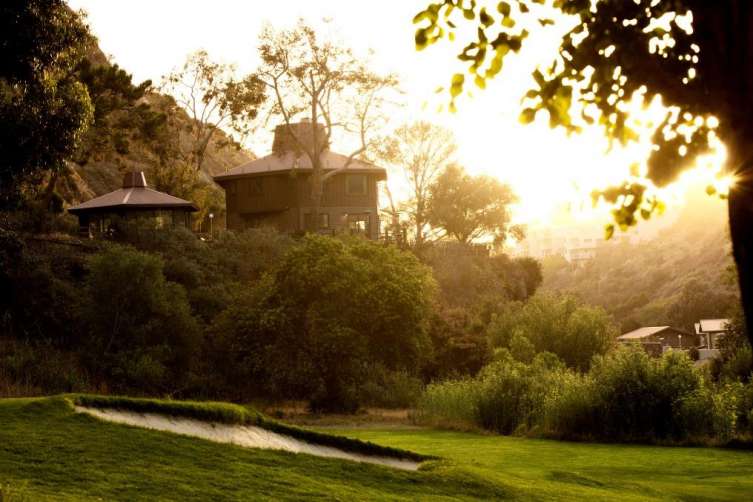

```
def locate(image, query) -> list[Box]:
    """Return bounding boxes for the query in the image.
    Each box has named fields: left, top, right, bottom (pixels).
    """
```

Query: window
left=346, top=174, right=367, bottom=195
left=304, top=212, right=330, bottom=231
left=247, top=178, right=263, bottom=196
left=347, top=213, right=370, bottom=235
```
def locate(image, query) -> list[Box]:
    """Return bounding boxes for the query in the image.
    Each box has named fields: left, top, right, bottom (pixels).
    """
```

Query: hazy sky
left=66, top=0, right=725, bottom=227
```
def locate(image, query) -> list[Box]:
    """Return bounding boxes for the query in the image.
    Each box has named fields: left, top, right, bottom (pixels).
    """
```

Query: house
left=617, top=326, right=698, bottom=357
left=695, top=318, right=730, bottom=349
left=214, top=121, right=386, bottom=239
left=68, top=171, right=197, bottom=238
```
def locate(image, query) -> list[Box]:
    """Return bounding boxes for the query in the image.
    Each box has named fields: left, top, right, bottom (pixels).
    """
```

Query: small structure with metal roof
left=617, top=326, right=698, bottom=357
left=68, top=171, right=198, bottom=238
left=696, top=318, right=730, bottom=349
left=214, top=122, right=386, bottom=239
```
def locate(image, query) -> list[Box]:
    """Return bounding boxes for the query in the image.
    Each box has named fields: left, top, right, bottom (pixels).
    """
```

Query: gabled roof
left=698, top=319, right=730, bottom=333
left=68, top=187, right=197, bottom=213
left=213, top=151, right=386, bottom=182
left=618, top=326, right=672, bottom=341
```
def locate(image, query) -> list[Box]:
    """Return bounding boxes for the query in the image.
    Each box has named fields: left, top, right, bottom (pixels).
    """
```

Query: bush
left=487, top=293, right=616, bottom=371
left=0, top=338, right=91, bottom=396
left=212, top=235, right=437, bottom=412
left=417, top=377, right=481, bottom=429
left=417, top=345, right=753, bottom=443
left=359, top=366, right=423, bottom=408
left=82, top=245, right=201, bottom=394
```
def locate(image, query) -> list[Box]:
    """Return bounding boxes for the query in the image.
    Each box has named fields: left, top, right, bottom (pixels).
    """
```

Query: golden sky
left=67, top=0, right=727, bottom=228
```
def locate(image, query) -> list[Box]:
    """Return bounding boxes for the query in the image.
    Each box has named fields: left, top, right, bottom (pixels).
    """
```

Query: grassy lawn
left=0, top=396, right=751, bottom=501
left=325, top=427, right=753, bottom=501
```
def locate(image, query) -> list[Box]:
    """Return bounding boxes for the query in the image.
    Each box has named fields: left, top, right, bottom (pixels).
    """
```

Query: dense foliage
left=488, top=293, right=616, bottom=370
left=212, top=235, right=436, bottom=411
left=419, top=345, right=753, bottom=443
left=0, top=0, right=93, bottom=207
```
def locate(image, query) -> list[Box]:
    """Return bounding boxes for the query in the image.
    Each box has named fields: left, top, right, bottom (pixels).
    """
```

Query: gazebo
left=68, top=171, right=198, bottom=238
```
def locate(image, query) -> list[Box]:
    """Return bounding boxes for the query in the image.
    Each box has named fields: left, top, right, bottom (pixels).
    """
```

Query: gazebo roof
left=68, top=172, right=198, bottom=214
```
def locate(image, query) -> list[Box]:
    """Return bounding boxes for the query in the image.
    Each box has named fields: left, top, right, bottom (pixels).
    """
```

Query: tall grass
left=416, top=346, right=753, bottom=444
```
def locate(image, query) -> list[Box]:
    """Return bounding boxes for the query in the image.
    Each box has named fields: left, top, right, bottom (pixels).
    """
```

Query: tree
left=162, top=50, right=265, bottom=171
left=0, top=0, right=93, bottom=207
left=212, top=235, right=436, bottom=411
left=83, top=246, right=200, bottom=393
left=255, top=20, right=397, bottom=218
left=413, top=0, right=753, bottom=343
left=667, top=279, right=737, bottom=333
left=378, top=121, right=457, bottom=247
left=487, top=293, right=616, bottom=371
left=427, top=164, right=520, bottom=244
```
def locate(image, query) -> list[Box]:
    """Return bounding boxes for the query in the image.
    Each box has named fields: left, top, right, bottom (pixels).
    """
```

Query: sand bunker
left=75, top=406, right=420, bottom=471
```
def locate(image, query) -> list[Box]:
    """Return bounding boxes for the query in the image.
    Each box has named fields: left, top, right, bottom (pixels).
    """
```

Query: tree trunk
left=728, top=166, right=753, bottom=347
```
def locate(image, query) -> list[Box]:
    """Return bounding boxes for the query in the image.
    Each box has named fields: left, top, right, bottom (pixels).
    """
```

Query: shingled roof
left=68, top=172, right=197, bottom=214
left=214, top=150, right=386, bottom=182
left=214, top=121, right=386, bottom=183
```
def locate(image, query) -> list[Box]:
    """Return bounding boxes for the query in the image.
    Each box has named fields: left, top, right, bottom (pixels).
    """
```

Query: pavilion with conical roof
left=68, top=171, right=197, bottom=238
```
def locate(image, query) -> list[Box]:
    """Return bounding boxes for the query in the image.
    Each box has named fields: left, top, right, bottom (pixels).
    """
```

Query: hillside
left=541, top=188, right=739, bottom=332
left=57, top=44, right=252, bottom=214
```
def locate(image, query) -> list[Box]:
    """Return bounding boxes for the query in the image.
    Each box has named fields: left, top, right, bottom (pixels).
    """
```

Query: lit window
left=346, top=174, right=367, bottom=195
left=347, top=213, right=370, bottom=235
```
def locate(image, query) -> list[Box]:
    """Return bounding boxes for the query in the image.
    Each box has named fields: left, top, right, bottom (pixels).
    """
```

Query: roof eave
left=214, top=167, right=387, bottom=183
left=68, top=203, right=199, bottom=214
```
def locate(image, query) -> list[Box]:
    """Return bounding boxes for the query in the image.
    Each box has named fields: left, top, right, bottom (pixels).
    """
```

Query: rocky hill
left=58, top=45, right=253, bottom=214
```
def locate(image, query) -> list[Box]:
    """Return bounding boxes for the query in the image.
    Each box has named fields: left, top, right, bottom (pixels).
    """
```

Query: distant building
left=214, top=122, right=386, bottom=239
left=617, top=326, right=698, bottom=357
left=695, top=318, right=730, bottom=349
left=68, top=171, right=197, bottom=238
left=515, top=225, right=642, bottom=264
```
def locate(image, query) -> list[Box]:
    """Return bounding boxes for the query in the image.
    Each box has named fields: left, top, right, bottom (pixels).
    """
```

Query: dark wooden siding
left=223, top=171, right=380, bottom=237
left=225, top=174, right=296, bottom=215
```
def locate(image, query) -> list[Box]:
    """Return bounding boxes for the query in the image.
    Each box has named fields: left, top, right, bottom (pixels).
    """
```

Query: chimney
left=272, top=121, right=329, bottom=156
left=122, top=171, right=147, bottom=188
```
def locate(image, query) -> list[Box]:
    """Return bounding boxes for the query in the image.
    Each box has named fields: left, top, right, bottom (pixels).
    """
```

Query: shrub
left=82, top=245, right=201, bottom=394
left=417, top=345, right=752, bottom=443
left=212, top=235, right=437, bottom=412
left=417, top=377, right=481, bottom=428
left=0, top=338, right=91, bottom=396
left=487, top=293, right=616, bottom=371
left=359, top=366, right=423, bottom=408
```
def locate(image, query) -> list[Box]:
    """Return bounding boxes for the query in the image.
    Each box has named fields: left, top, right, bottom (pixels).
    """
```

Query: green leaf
left=519, top=108, right=536, bottom=124
left=706, top=184, right=716, bottom=196
left=605, top=224, right=615, bottom=240
left=479, top=8, right=494, bottom=27
left=450, top=73, right=465, bottom=97
left=475, top=75, right=486, bottom=89
left=497, top=1, right=511, bottom=16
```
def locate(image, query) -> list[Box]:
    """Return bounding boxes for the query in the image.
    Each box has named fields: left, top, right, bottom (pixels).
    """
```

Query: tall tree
left=413, top=0, right=753, bottom=343
left=255, top=20, right=397, bottom=218
left=427, top=164, right=520, bottom=244
left=162, top=50, right=265, bottom=171
left=378, top=121, right=457, bottom=247
left=0, top=0, right=93, bottom=207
